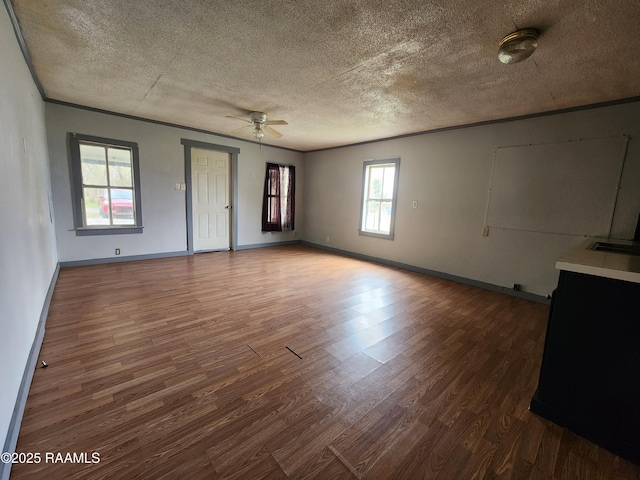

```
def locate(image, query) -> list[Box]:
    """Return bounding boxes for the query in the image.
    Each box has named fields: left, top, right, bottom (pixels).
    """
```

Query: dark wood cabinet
left=530, top=270, right=640, bottom=465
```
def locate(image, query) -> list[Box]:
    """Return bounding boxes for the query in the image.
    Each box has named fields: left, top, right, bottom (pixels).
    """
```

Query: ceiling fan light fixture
left=252, top=126, right=265, bottom=139
left=498, top=28, right=539, bottom=64
left=227, top=111, right=287, bottom=140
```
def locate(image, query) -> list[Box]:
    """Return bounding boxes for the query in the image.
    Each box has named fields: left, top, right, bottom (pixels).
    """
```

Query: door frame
left=181, top=139, right=240, bottom=254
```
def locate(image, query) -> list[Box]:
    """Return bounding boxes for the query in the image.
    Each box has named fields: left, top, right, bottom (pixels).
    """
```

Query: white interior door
left=191, top=148, right=230, bottom=252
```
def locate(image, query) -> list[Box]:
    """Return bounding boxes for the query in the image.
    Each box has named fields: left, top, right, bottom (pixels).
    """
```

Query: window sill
left=359, top=230, right=395, bottom=240
left=76, top=226, right=143, bottom=236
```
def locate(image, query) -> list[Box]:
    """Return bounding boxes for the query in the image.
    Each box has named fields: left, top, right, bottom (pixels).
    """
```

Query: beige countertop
left=556, top=237, right=640, bottom=284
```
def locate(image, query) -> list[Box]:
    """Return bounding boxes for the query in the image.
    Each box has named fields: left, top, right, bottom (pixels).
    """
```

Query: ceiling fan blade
left=232, top=125, right=253, bottom=134
left=226, top=115, right=252, bottom=123
left=264, top=126, right=283, bottom=138
left=265, top=120, right=288, bottom=126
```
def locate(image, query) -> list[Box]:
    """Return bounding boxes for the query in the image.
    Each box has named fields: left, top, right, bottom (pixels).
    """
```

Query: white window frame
left=359, top=158, right=400, bottom=240
left=69, top=133, right=143, bottom=236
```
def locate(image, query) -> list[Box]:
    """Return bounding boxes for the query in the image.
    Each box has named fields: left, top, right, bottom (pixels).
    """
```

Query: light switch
left=174, top=182, right=181, bottom=190
left=180, top=183, right=186, bottom=190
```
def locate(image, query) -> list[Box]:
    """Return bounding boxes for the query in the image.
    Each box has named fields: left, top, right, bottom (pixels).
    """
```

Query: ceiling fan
left=226, top=111, right=288, bottom=140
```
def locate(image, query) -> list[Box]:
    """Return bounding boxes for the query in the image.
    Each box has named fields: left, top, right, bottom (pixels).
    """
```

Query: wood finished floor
left=12, top=245, right=640, bottom=479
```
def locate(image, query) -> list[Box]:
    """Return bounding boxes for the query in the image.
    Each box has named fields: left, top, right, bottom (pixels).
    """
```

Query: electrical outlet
left=482, top=227, right=489, bottom=236
left=180, top=183, right=186, bottom=190
left=115, top=248, right=120, bottom=255
left=412, top=200, right=418, bottom=209
left=325, top=236, right=330, bottom=243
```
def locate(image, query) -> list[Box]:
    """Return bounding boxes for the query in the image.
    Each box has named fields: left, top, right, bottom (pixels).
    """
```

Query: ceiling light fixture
left=498, top=28, right=539, bottom=64
left=250, top=112, right=266, bottom=140
left=252, top=126, right=265, bottom=139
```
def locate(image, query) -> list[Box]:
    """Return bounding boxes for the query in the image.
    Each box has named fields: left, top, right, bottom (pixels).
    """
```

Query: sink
left=591, top=242, right=640, bottom=256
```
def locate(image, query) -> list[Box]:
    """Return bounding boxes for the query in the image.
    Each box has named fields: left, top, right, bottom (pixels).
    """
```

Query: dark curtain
left=262, top=163, right=280, bottom=231
left=262, top=163, right=295, bottom=232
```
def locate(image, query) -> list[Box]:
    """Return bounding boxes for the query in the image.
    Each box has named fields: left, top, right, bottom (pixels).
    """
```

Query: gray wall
left=303, top=102, right=640, bottom=297
left=46, top=103, right=304, bottom=262
left=0, top=5, right=58, bottom=445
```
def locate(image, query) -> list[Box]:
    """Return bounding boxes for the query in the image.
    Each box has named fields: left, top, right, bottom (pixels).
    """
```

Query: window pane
left=366, top=200, right=380, bottom=231
left=80, top=144, right=107, bottom=186
left=369, top=167, right=384, bottom=199
left=109, top=188, right=135, bottom=224
left=84, top=187, right=109, bottom=226
left=72, top=134, right=142, bottom=233
left=360, top=159, right=399, bottom=238
left=382, top=167, right=395, bottom=199
left=108, top=148, right=133, bottom=187
left=268, top=167, right=279, bottom=196
left=380, top=201, right=392, bottom=233
left=269, top=196, right=278, bottom=223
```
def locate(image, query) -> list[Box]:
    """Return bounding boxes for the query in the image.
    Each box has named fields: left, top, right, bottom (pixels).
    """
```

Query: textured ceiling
left=10, top=0, right=640, bottom=151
